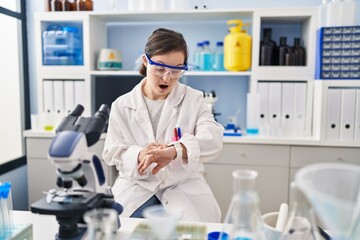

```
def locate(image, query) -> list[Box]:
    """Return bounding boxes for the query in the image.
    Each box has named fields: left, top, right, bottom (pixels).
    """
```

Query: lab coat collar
left=123, top=78, right=186, bottom=141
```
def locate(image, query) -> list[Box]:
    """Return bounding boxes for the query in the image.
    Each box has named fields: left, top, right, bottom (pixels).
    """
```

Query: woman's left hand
left=137, top=145, right=176, bottom=175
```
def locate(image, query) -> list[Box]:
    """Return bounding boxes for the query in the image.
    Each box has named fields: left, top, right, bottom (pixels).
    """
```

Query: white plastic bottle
left=326, top=0, right=343, bottom=26
left=318, top=0, right=328, bottom=27
left=342, top=0, right=356, bottom=26
left=200, top=40, right=213, bottom=71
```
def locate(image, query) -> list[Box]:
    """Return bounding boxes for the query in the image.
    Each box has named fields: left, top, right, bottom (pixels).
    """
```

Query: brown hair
left=139, top=28, right=189, bottom=76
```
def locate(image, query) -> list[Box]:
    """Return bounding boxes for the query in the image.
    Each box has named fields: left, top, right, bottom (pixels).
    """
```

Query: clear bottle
left=83, top=208, right=118, bottom=240
left=193, top=42, right=204, bottom=71
left=280, top=182, right=321, bottom=240
left=213, top=41, right=225, bottom=71
left=221, top=169, right=265, bottom=240
left=200, top=40, right=213, bottom=71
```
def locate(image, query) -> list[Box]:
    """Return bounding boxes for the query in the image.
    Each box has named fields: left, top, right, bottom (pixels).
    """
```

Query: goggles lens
left=145, top=53, right=187, bottom=79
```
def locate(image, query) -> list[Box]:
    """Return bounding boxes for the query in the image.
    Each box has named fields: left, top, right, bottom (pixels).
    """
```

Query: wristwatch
left=168, top=141, right=182, bottom=160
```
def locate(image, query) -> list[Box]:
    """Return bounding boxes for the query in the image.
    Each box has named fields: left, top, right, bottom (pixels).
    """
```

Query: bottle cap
left=216, top=41, right=223, bottom=46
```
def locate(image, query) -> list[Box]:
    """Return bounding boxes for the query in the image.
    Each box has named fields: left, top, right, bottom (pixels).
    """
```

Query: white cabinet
left=25, top=133, right=117, bottom=208
left=204, top=143, right=290, bottom=221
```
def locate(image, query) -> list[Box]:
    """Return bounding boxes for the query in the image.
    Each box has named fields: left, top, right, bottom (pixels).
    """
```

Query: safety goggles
left=145, top=53, right=188, bottom=79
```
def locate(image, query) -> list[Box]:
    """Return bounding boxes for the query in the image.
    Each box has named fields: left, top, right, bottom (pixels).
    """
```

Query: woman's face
left=142, top=51, right=185, bottom=100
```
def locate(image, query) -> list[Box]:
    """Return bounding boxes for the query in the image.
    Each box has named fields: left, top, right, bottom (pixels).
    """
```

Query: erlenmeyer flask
left=221, top=169, right=265, bottom=240
left=280, top=182, right=321, bottom=240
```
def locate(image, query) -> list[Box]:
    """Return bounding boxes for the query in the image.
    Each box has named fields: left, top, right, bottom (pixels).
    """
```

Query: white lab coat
left=102, top=78, right=224, bottom=222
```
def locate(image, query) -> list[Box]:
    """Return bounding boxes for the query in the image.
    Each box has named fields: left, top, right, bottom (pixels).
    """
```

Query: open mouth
left=159, top=84, right=168, bottom=89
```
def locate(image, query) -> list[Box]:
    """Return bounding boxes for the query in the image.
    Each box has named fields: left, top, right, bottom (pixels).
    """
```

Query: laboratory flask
left=83, top=208, right=118, bottom=240
left=280, top=182, right=320, bottom=240
left=221, top=169, right=265, bottom=240
left=224, top=19, right=252, bottom=71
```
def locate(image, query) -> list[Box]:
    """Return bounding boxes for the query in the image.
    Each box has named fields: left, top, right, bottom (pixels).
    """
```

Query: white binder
left=269, top=82, right=282, bottom=136
left=258, top=82, right=270, bottom=136
left=293, top=82, right=307, bottom=136
left=53, top=80, right=64, bottom=114
left=281, top=82, right=295, bottom=136
left=74, top=80, right=85, bottom=108
left=43, top=80, right=54, bottom=113
left=340, top=88, right=356, bottom=141
left=326, top=88, right=342, bottom=140
left=355, top=89, right=360, bottom=141
left=64, top=80, right=75, bottom=114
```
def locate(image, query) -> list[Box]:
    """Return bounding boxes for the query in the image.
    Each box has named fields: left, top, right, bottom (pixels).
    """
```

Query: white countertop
left=13, top=210, right=223, bottom=240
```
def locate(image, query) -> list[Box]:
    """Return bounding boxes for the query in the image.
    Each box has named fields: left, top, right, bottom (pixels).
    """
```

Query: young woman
left=102, top=28, right=224, bottom=222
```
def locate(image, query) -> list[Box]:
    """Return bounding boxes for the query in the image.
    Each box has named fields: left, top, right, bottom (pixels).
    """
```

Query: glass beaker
left=221, top=169, right=265, bottom=240
left=83, top=208, right=118, bottom=240
left=280, top=182, right=320, bottom=240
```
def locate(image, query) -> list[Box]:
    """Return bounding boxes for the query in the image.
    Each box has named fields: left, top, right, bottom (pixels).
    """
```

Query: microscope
left=202, top=90, right=221, bottom=121
left=31, top=104, right=122, bottom=240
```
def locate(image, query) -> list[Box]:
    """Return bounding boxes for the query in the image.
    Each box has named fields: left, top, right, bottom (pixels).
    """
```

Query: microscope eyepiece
left=70, top=104, right=84, bottom=117
left=94, top=104, right=110, bottom=122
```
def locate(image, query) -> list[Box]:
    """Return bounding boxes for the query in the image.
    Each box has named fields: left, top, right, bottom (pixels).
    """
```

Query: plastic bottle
left=260, top=28, right=276, bottom=66
left=293, top=38, right=306, bottom=66
left=278, top=37, right=290, bottom=66
left=200, top=40, right=213, bottom=71
left=193, top=42, right=204, bottom=71
left=221, top=169, right=265, bottom=240
left=213, top=41, right=225, bottom=71
left=224, top=19, right=252, bottom=71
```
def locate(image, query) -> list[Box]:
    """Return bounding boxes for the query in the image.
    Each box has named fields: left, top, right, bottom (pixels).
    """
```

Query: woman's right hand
left=137, top=142, right=165, bottom=175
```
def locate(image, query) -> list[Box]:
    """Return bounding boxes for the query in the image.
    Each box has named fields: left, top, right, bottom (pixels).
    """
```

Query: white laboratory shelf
left=90, top=70, right=252, bottom=77
left=223, top=135, right=320, bottom=146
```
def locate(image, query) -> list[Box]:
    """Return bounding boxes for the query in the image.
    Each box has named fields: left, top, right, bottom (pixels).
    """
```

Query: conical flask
left=221, top=169, right=265, bottom=240
left=280, top=182, right=321, bottom=240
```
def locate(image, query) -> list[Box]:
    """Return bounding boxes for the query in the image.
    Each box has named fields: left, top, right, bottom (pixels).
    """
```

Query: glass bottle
left=193, top=42, right=204, bottom=71
left=213, top=41, right=225, bottom=71
left=285, top=48, right=295, bottom=66
left=51, top=0, right=63, bottom=11
left=280, top=182, right=321, bottom=240
left=63, top=0, right=77, bottom=11
left=200, top=40, right=213, bottom=71
left=78, top=0, right=93, bottom=11
left=278, top=37, right=290, bottom=66
left=221, top=169, right=265, bottom=240
left=293, top=38, right=306, bottom=66
left=259, top=28, right=276, bottom=66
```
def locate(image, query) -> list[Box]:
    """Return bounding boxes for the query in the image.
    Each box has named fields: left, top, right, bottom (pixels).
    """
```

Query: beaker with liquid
left=221, top=169, right=265, bottom=240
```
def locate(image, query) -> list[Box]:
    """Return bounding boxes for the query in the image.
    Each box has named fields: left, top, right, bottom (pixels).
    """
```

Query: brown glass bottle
left=51, top=0, right=63, bottom=11
left=63, top=0, right=77, bottom=11
left=78, top=0, right=93, bottom=11
left=293, top=38, right=306, bottom=66
left=260, top=28, right=276, bottom=66
left=285, top=49, right=296, bottom=66
left=278, top=37, right=290, bottom=66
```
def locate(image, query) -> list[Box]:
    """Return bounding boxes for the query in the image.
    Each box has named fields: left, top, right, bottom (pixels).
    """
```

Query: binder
left=355, top=89, right=360, bottom=141
left=340, top=88, right=356, bottom=141
left=74, top=80, right=85, bottom=107
left=53, top=80, right=64, bottom=114
left=293, top=82, right=307, bottom=136
left=43, top=80, right=54, bottom=113
left=258, top=82, right=270, bottom=136
left=64, top=80, right=75, bottom=114
left=326, top=88, right=342, bottom=140
left=281, top=82, right=295, bottom=136
left=268, top=82, right=282, bottom=136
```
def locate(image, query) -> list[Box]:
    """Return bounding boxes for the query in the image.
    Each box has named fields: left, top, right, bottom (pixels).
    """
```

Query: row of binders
left=43, top=80, right=85, bottom=114
left=257, top=81, right=308, bottom=137
left=327, top=87, right=360, bottom=141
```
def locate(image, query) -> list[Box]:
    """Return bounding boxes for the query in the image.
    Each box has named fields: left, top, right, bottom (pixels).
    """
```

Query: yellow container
left=224, top=19, right=252, bottom=71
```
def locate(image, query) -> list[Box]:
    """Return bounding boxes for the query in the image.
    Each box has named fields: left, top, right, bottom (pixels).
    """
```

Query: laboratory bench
left=24, top=130, right=360, bottom=221
left=12, top=210, right=223, bottom=240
